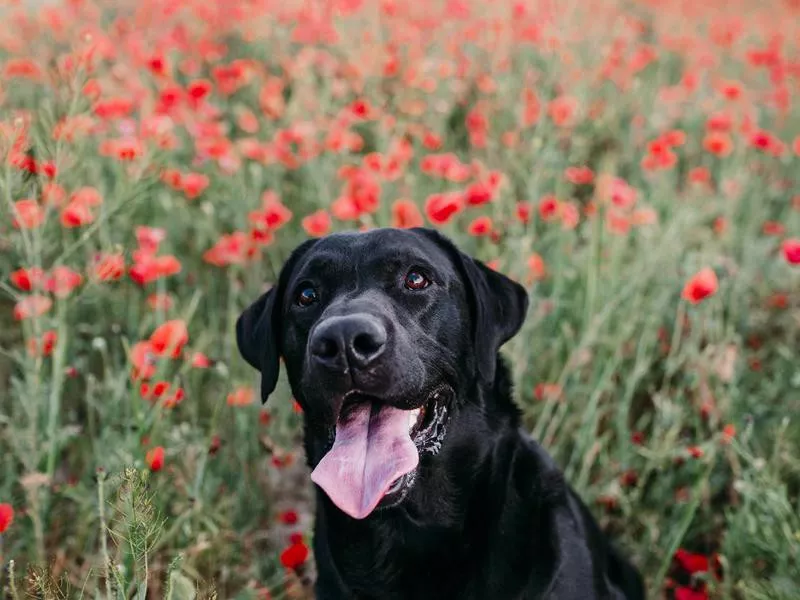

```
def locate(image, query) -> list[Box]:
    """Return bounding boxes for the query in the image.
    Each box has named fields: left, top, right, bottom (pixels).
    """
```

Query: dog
left=237, top=227, right=645, bottom=599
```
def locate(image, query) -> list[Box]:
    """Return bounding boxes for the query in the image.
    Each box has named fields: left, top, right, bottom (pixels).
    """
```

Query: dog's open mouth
left=310, top=385, right=452, bottom=520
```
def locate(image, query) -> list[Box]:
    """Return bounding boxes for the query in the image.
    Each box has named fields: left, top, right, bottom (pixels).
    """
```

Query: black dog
left=237, top=227, right=645, bottom=599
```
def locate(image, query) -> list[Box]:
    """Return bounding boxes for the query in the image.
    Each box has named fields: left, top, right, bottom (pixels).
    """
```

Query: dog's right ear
left=236, top=238, right=318, bottom=403
left=236, top=288, right=280, bottom=402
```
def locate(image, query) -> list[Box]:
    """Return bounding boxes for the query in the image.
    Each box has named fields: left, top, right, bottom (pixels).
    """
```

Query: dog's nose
left=310, top=314, right=387, bottom=371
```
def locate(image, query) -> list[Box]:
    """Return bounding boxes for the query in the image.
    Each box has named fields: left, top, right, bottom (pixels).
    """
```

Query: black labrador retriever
left=237, top=227, right=645, bottom=599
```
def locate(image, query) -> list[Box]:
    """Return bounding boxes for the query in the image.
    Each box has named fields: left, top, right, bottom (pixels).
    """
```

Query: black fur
left=237, top=227, right=645, bottom=599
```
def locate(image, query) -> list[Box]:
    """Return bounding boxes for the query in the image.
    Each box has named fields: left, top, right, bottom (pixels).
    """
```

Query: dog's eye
left=296, top=286, right=319, bottom=307
left=404, top=270, right=431, bottom=290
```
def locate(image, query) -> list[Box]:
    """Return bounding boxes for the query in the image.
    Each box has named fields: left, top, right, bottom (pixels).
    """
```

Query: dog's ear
left=413, top=228, right=529, bottom=383
left=236, top=239, right=318, bottom=403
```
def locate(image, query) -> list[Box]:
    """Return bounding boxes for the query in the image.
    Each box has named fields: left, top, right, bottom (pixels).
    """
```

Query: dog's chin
left=310, top=384, right=454, bottom=519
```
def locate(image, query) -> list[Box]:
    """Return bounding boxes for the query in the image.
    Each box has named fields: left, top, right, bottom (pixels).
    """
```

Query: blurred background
left=0, top=0, right=798, bottom=597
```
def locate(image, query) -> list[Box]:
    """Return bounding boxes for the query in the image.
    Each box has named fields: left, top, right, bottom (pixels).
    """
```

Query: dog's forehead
left=296, top=229, right=453, bottom=275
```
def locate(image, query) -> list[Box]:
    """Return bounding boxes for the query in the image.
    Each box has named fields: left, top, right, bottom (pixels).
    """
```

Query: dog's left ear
left=413, top=228, right=529, bottom=383
left=236, top=239, right=318, bottom=403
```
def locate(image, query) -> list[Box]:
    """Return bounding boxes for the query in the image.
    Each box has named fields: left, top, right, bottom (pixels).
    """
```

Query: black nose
left=310, top=314, right=387, bottom=371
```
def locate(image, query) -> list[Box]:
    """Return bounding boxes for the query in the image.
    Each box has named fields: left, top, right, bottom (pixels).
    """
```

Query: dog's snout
left=311, top=314, right=387, bottom=371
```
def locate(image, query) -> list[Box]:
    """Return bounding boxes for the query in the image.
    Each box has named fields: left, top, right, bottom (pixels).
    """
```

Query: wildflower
left=145, top=446, right=165, bottom=472
left=703, top=132, right=733, bottom=157
left=10, top=267, right=45, bottom=291
left=674, top=587, right=708, bottom=600
left=61, top=200, right=95, bottom=228
left=547, top=95, right=578, bottom=127
left=27, top=330, right=58, bottom=357
left=302, top=210, right=332, bottom=237
left=564, top=166, right=594, bottom=185
left=130, top=341, right=157, bottom=380
left=190, top=352, right=211, bottom=369
left=534, top=383, right=561, bottom=401
left=91, top=253, right=125, bottom=281
left=180, top=172, right=210, bottom=199
left=278, top=510, right=299, bottom=525
left=682, top=268, right=718, bottom=304
left=527, top=254, right=547, bottom=281
left=538, top=195, right=560, bottom=221
left=12, top=199, right=45, bottom=229
left=45, top=266, right=83, bottom=298
left=0, top=503, right=13, bottom=533
left=227, top=386, right=255, bottom=407
left=674, top=549, right=709, bottom=574
left=467, top=216, right=493, bottom=237
left=280, top=539, right=309, bottom=570
left=150, top=320, right=189, bottom=359
left=781, top=239, right=800, bottom=264
left=391, top=199, right=424, bottom=229
left=14, top=295, right=53, bottom=320
left=687, top=446, right=704, bottom=459
left=721, top=424, right=736, bottom=444
left=203, top=232, right=256, bottom=267
left=425, top=192, right=462, bottom=225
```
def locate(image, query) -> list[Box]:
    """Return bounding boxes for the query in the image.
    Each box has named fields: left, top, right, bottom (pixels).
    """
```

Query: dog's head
left=237, top=227, right=527, bottom=519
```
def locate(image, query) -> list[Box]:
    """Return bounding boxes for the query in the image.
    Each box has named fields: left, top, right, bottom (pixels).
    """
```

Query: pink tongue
left=310, top=403, right=419, bottom=519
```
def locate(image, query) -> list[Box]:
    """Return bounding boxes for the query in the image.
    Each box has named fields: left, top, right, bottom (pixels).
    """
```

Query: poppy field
left=1, top=0, right=799, bottom=597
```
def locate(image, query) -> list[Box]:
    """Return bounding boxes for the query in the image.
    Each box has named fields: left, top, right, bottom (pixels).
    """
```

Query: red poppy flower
left=547, top=95, right=578, bottom=127
left=11, top=267, right=45, bottom=291
left=560, top=202, right=580, bottom=230
left=278, top=510, right=299, bottom=525
left=12, top=199, right=45, bottom=229
left=91, top=253, right=125, bottom=281
left=703, top=132, right=733, bottom=157
left=0, top=503, right=13, bottom=533
left=534, top=383, right=562, bottom=401
left=131, top=341, right=158, bottom=380
left=606, top=210, right=630, bottom=234
left=687, top=446, right=704, bottom=459
left=564, top=166, right=594, bottom=185
left=674, top=549, right=709, bottom=574
left=130, top=254, right=182, bottom=285
left=302, top=210, right=332, bottom=237
left=203, top=232, right=256, bottom=267
left=180, top=172, right=210, bottom=199
left=227, top=386, right=255, bottom=407
left=464, top=181, right=494, bottom=206
left=467, top=216, right=493, bottom=237
left=93, top=97, right=135, bottom=119
left=425, top=192, right=463, bottom=225
left=42, top=183, right=66, bottom=207
left=538, top=195, right=560, bottom=221
left=190, top=352, right=211, bottom=369
left=674, top=587, right=708, bottom=600
left=682, top=268, right=719, bottom=304
left=145, top=446, right=165, bottom=472
left=45, top=266, right=83, bottom=298
left=150, top=320, right=189, bottom=359
left=61, top=200, right=95, bottom=228
left=248, top=191, right=292, bottom=231
left=27, top=329, right=58, bottom=357
left=527, top=254, right=547, bottom=282
left=782, top=239, right=800, bottom=264
left=135, top=226, right=166, bottom=253
left=391, top=199, right=424, bottom=229
left=280, top=540, right=309, bottom=570
left=14, top=295, right=53, bottom=320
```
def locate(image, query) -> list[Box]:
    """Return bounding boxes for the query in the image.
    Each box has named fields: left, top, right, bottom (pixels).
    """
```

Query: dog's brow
left=301, top=256, right=339, bottom=276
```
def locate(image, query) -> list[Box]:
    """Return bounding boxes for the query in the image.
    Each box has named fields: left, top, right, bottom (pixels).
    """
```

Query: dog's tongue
left=311, top=403, right=419, bottom=519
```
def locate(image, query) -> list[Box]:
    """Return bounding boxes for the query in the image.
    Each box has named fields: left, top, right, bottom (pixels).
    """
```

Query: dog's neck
left=312, top=358, right=530, bottom=597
